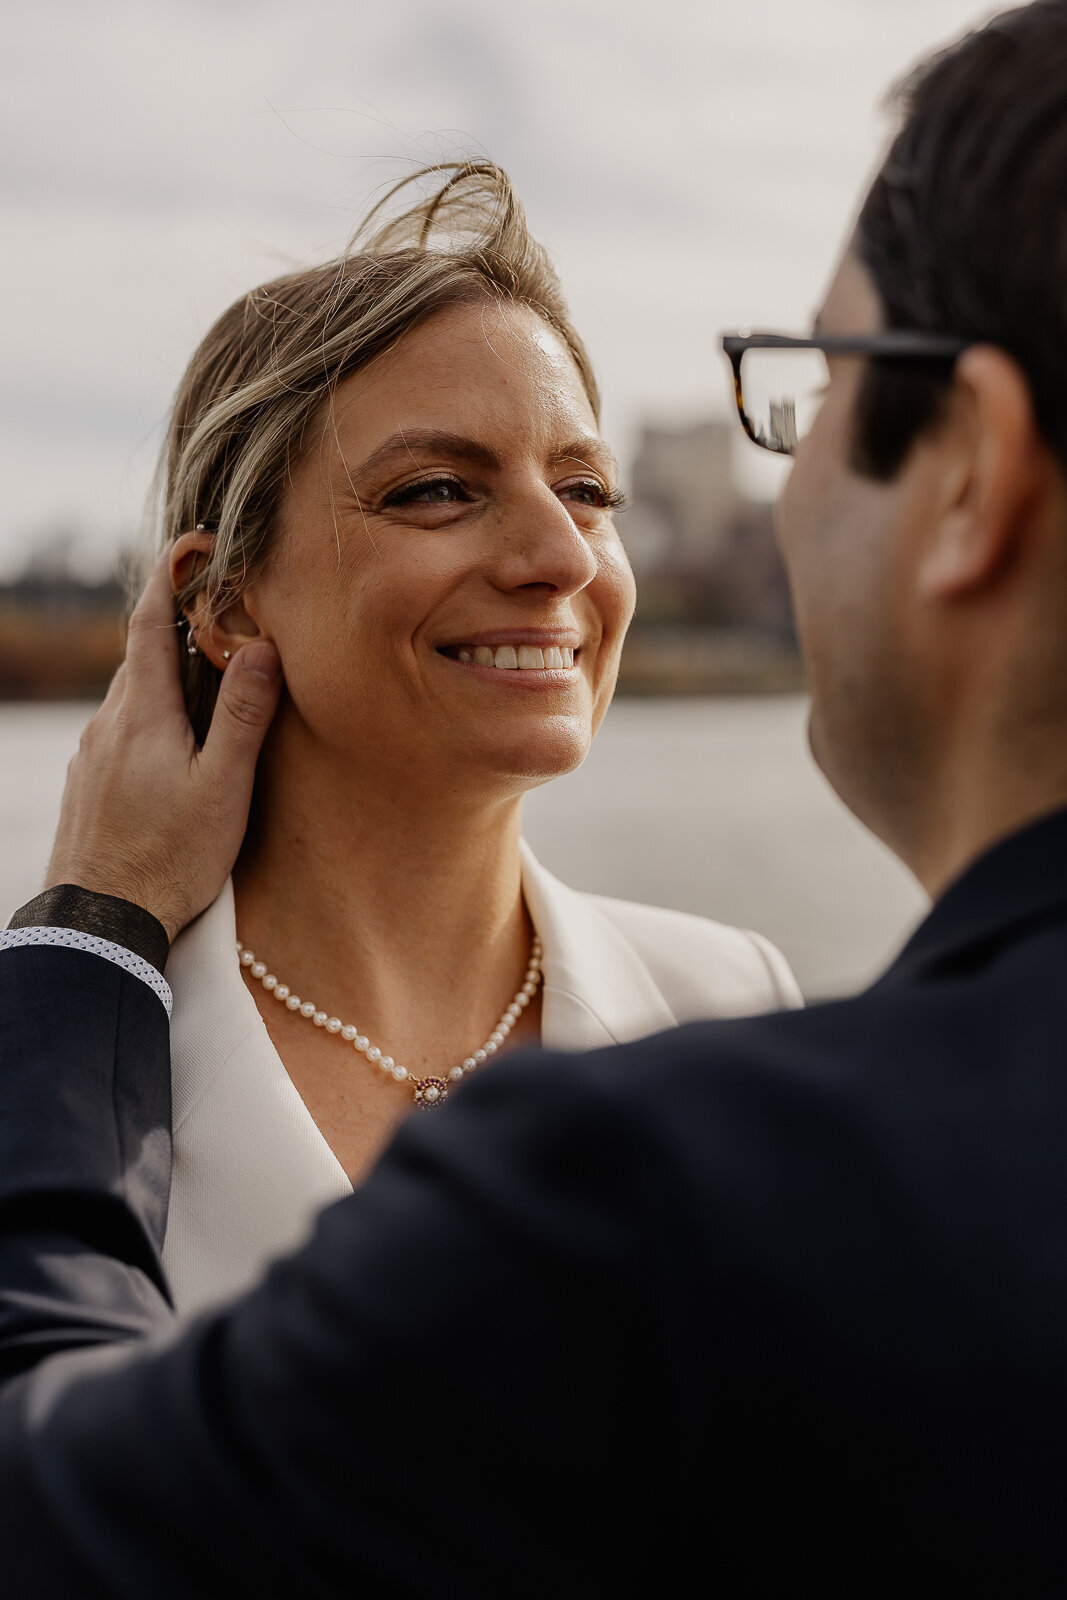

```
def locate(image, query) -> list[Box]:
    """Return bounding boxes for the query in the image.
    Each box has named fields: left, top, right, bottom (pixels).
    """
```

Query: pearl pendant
left=411, top=1076, right=449, bottom=1109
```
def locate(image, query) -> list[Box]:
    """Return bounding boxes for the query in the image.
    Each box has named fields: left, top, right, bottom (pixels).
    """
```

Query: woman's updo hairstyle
left=161, top=161, right=598, bottom=743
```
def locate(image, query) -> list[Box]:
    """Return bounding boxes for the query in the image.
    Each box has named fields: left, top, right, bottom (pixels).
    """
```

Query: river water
left=0, top=696, right=927, bottom=1000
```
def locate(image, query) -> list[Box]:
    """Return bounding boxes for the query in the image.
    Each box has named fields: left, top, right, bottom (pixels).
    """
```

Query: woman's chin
left=459, top=720, right=594, bottom=792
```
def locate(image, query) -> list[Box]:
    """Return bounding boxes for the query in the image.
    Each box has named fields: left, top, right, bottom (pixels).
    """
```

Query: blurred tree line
left=0, top=531, right=128, bottom=700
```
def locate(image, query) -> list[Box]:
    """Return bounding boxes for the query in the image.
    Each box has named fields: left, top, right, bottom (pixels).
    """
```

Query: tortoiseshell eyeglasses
left=721, top=331, right=968, bottom=456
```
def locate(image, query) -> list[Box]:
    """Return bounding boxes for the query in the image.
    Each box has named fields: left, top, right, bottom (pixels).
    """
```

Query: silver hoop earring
left=186, top=623, right=198, bottom=657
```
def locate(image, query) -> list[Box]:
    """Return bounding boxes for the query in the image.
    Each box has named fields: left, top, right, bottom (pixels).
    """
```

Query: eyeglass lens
left=740, top=347, right=830, bottom=454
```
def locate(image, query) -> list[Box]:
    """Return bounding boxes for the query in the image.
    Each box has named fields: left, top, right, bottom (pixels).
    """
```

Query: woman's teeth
left=456, top=645, right=575, bottom=670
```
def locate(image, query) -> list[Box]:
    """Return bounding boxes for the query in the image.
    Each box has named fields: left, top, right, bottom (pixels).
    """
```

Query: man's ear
left=917, top=345, right=1048, bottom=600
left=170, top=530, right=266, bottom=672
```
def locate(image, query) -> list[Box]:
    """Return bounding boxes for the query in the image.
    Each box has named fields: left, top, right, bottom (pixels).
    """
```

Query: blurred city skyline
left=2, top=0, right=997, bottom=578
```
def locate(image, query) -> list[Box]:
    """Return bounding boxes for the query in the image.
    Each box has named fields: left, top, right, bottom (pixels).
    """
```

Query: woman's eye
left=383, top=477, right=468, bottom=508
left=565, top=482, right=604, bottom=507
left=559, top=480, right=628, bottom=512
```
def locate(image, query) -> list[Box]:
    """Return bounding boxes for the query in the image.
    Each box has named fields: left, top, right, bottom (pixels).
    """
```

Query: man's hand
left=45, top=551, right=283, bottom=941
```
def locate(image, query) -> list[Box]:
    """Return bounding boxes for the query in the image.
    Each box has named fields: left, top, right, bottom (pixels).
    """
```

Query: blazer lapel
left=165, top=878, right=348, bottom=1198
left=165, top=878, right=264, bottom=1130
left=520, top=840, right=678, bottom=1051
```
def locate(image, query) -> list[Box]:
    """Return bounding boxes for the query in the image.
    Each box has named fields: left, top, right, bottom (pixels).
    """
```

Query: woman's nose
left=489, top=486, right=599, bottom=597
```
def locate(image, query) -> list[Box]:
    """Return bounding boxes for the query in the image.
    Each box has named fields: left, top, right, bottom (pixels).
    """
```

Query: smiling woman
left=152, top=162, right=802, bottom=1313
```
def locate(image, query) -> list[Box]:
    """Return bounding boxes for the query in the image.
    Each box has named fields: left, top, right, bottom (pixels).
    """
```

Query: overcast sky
left=1, top=0, right=997, bottom=577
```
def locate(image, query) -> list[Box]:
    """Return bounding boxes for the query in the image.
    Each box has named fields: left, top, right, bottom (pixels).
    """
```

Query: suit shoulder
left=580, top=890, right=803, bottom=1016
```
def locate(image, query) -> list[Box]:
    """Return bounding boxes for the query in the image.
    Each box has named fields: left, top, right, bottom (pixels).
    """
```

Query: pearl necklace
left=235, top=935, right=543, bottom=1108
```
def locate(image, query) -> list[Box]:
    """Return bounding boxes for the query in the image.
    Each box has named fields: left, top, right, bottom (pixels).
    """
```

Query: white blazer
left=162, top=842, right=801, bottom=1314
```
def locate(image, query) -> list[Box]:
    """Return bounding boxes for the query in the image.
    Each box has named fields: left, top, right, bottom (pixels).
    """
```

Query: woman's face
left=238, top=298, right=636, bottom=796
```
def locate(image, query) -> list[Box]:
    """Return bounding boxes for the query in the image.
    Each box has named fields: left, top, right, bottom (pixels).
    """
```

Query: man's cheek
left=773, top=473, right=815, bottom=602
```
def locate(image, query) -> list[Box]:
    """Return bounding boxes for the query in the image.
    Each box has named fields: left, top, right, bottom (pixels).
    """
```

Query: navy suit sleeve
left=0, top=942, right=667, bottom=1597
left=0, top=945, right=174, bottom=1380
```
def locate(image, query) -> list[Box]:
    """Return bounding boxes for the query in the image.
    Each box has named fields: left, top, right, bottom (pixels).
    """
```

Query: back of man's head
left=772, top=1, right=1067, bottom=892
left=853, top=0, right=1067, bottom=481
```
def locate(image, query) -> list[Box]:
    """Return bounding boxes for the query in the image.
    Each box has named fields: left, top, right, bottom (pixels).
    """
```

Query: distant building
left=619, top=418, right=795, bottom=640
left=624, top=419, right=744, bottom=572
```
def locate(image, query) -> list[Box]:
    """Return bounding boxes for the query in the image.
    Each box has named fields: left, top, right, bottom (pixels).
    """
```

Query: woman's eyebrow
left=343, top=430, right=501, bottom=483
left=339, top=430, right=621, bottom=485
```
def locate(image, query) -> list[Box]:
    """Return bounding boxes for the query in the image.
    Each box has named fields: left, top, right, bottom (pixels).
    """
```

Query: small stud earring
left=222, top=650, right=232, bottom=661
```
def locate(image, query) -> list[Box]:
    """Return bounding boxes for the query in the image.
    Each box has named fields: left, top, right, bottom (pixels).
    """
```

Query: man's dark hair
left=853, top=0, right=1067, bottom=479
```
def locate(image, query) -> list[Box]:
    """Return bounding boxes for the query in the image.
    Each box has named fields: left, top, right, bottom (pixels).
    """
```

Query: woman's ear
left=170, top=530, right=266, bottom=672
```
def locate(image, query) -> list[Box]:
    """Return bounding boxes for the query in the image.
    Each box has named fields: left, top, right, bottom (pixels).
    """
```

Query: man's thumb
left=202, top=642, right=283, bottom=765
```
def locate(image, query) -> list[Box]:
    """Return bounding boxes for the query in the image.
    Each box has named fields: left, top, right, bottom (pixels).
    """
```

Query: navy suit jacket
left=4, top=809, right=1067, bottom=1595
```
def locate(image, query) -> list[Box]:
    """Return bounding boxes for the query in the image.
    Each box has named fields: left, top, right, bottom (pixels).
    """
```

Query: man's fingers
left=199, top=642, right=283, bottom=779
left=123, top=550, right=188, bottom=714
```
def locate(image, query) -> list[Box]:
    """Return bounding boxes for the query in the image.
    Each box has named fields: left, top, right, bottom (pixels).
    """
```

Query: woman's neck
left=231, top=739, right=534, bottom=1076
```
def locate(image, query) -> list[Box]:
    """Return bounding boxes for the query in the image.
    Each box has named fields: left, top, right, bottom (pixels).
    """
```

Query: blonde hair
left=160, top=161, right=599, bottom=741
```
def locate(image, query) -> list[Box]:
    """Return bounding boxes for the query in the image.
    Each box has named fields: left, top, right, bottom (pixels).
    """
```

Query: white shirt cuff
left=0, top=925, right=173, bottom=1016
